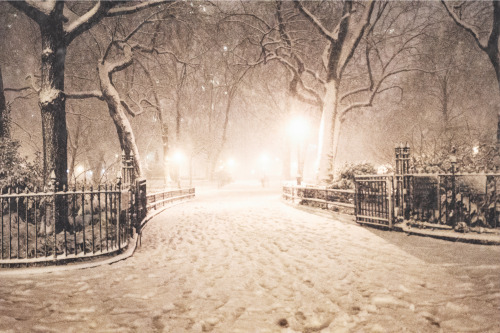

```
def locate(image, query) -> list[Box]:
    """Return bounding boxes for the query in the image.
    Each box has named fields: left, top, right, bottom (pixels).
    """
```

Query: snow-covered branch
left=293, top=0, right=337, bottom=42
left=8, top=1, right=49, bottom=23
left=107, top=44, right=134, bottom=75
left=64, top=2, right=113, bottom=44
left=65, top=90, right=104, bottom=100
left=136, top=45, right=199, bottom=66
left=106, top=1, right=173, bottom=17
left=338, top=0, right=375, bottom=76
left=440, top=0, right=487, bottom=51
left=65, top=1, right=173, bottom=44
left=120, top=99, right=146, bottom=118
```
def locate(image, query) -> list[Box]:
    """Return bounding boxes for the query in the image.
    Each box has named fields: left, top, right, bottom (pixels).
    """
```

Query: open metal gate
left=355, top=175, right=394, bottom=229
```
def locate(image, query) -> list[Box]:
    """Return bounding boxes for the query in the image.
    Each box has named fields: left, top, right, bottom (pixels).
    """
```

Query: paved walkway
left=0, top=184, right=499, bottom=332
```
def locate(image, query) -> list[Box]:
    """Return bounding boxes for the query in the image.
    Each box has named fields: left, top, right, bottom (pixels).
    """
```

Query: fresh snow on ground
left=0, top=181, right=498, bottom=332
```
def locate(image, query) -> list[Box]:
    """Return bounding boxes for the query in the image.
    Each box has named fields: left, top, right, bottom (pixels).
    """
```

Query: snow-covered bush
left=330, top=162, right=377, bottom=189
left=412, top=141, right=498, bottom=174
left=0, top=137, right=42, bottom=191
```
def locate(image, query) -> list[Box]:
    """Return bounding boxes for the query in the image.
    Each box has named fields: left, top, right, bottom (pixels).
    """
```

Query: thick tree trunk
left=68, top=115, right=82, bottom=183
left=0, top=66, right=9, bottom=139
left=486, top=50, right=500, bottom=148
left=209, top=95, right=232, bottom=182
left=283, top=139, right=291, bottom=180
left=98, top=63, right=143, bottom=179
left=488, top=56, right=500, bottom=147
left=316, top=80, right=339, bottom=184
left=40, top=24, right=68, bottom=189
left=39, top=22, right=70, bottom=233
left=161, top=124, right=171, bottom=185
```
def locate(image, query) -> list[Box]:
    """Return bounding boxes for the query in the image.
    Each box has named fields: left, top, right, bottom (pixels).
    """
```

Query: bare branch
left=24, top=74, right=40, bottom=93
left=3, top=86, right=31, bottom=93
left=65, top=90, right=104, bottom=100
left=440, top=0, right=487, bottom=51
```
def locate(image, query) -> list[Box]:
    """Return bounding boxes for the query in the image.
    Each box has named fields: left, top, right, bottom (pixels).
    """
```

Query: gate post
left=387, top=176, right=393, bottom=229
left=395, top=142, right=411, bottom=220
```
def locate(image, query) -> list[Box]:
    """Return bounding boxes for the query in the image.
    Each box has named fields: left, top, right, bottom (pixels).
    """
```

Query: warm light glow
left=260, top=154, right=269, bottom=166
left=172, top=150, right=184, bottom=164
left=227, top=158, right=235, bottom=168
left=76, top=165, right=84, bottom=175
left=289, top=116, right=308, bottom=139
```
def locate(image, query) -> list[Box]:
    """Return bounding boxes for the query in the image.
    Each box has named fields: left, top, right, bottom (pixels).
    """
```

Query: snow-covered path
left=0, top=183, right=499, bottom=332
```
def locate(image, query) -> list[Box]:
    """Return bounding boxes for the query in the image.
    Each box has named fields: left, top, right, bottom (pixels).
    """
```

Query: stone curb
left=282, top=199, right=500, bottom=246
left=398, top=224, right=500, bottom=246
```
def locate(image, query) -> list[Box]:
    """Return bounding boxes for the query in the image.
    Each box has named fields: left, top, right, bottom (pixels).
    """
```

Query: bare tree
left=441, top=0, right=500, bottom=148
left=8, top=0, right=172, bottom=189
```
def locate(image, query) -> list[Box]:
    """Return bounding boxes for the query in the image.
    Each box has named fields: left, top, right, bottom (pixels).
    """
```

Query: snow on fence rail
left=282, top=185, right=355, bottom=213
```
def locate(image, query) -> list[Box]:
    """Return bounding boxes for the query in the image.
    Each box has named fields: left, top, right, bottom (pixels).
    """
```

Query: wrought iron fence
left=282, top=185, right=355, bottom=213
left=354, top=173, right=499, bottom=230
left=0, top=183, right=128, bottom=265
left=405, top=173, right=499, bottom=229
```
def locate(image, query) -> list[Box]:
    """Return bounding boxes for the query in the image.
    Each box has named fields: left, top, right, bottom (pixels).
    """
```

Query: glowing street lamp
left=172, top=150, right=184, bottom=164
left=289, top=116, right=308, bottom=139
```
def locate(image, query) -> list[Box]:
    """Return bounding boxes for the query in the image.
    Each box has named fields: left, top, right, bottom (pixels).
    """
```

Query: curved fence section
left=0, top=184, right=127, bottom=266
left=0, top=182, right=195, bottom=267
left=146, top=188, right=195, bottom=212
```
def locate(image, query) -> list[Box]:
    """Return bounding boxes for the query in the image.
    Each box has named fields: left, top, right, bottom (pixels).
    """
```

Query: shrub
left=330, top=162, right=376, bottom=189
left=0, top=137, right=42, bottom=191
